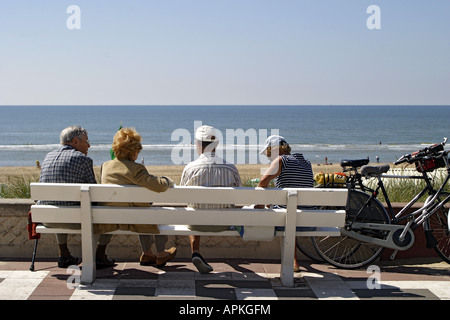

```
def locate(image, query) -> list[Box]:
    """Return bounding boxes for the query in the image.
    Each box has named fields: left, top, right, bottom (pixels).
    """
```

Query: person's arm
left=255, top=157, right=282, bottom=209
left=257, top=157, right=282, bottom=188
left=133, top=164, right=174, bottom=192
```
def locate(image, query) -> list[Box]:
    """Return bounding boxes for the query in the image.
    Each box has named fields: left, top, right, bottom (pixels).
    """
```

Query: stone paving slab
left=0, top=258, right=448, bottom=302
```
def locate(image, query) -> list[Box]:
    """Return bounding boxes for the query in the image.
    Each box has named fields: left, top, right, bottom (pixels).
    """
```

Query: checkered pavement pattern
left=1, top=259, right=449, bottom=301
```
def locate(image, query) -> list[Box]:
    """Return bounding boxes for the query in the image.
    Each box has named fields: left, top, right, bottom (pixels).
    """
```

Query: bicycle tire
left=296, top=205, right=344, bottom=263
left=312, top=189, right=390, bottom=269
left=296, top=237, right=325, bottom=262
left=425, top=204, right=450, bottom=264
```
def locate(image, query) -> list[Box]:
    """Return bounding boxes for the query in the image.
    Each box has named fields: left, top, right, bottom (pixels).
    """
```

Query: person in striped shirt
left=180, top=125, right=241, bottom=274
left=257, top=135, right=314, bottom=272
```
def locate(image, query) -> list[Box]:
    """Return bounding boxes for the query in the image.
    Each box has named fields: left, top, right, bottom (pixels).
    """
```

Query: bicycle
left=310, top=138, right=450, bottom=269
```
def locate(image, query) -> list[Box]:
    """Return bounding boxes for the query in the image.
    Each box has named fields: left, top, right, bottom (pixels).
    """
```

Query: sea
left=0, top=105, right=449, bottom=167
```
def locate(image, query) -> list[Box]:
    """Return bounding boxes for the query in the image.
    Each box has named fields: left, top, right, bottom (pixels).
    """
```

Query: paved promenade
left=1, top=256, right=448, bottom=302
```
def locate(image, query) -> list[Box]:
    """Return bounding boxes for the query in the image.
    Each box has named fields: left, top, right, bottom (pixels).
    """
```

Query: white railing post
left=280, top=190, right=297, bottom=287
left=80, top=185, right=96, bottom=285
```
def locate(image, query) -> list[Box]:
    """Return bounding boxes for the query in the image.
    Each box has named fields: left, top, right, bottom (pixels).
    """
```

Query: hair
left=111, top=127, right=143, bottom=160
left=197, top=139, right=219, bottom=153
left=202, top=140, right=218, bottom=149
left=60, top=126, right=88, bottom=144
left=266, top=142, right=291, bottom=157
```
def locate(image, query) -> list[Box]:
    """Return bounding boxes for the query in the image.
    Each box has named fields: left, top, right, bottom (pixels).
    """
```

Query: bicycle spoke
left=296, top=237, right=325, bottom=262
left=427, top=206, right=450, bottom=263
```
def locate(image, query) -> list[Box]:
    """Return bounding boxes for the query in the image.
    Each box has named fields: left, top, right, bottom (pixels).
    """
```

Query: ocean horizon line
left=1, top=104, right=449, bottom=107
left=0, top=142, right=435, bottom=149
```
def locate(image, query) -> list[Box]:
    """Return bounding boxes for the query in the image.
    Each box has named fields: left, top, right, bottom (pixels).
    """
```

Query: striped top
left=276, top=154, right=314, bottom=189
left=180, top=153, right=242, bottom=209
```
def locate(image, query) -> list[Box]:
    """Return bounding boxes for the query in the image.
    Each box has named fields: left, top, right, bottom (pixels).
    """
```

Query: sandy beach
left=0, top=162, right=387, bottom=186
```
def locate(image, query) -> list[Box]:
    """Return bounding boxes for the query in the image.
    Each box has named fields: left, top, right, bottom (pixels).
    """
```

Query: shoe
left=155, top=247, right=177, bottom=267
left=96, top=255, right=116, bottom=269
left=155, top=247, right=177, bottom=266
left=57, top=255, right=80, bottom=268
left=192, top=252, right=213, bottom=274
left=140, top=253, right=157, bottom=266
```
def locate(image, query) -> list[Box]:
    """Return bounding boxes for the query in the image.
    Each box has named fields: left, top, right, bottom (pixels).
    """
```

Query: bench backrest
left=30, top=183, right=348, bottom=207
left=30, top=183, right=348, bottom=228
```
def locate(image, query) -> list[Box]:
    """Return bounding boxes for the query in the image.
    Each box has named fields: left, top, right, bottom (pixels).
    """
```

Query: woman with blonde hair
left=101, top=127, right=176, bottom=267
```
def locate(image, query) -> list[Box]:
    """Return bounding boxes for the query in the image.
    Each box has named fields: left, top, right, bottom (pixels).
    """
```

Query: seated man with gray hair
left=39, top=126, right=115, bottom=269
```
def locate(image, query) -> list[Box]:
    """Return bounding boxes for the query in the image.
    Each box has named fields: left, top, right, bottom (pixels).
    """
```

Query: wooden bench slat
left=35, top=224, right=342, bottom=237
left=30, top=184, right=348, bottom=207
left=31, top=205, right=81, bottom=223
left=293, top=188, right=348, bottom=207
left=296, top=210, right=346, bottom=228
left=32, top=205, right=346, bottom=228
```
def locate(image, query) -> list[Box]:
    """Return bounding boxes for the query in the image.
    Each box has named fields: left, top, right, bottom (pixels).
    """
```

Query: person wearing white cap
left=258, top=135, right=314, bottom=272
left=180, top=125, right=242, bottom=274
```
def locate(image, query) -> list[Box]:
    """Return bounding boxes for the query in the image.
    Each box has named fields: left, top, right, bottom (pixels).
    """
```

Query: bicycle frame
left=313, top=140, right=449, bottom=267
left=381, top=160, right=450, bottom=230
left=342, top=159, right=450, bottom=251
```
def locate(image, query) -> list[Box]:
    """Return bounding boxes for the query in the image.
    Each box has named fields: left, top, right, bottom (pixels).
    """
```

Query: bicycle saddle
left=340, top=159, right=370, bottom=168
left=360, top=164, right=390, bottom=177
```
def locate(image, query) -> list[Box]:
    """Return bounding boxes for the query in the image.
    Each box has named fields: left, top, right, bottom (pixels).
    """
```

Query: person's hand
left=162, top=176, right=174, bottom=188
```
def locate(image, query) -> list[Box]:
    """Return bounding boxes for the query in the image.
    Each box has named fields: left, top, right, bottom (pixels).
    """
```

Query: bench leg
left=80, top=234, right=96, bottom=285
left=280, top=190, right=297, bottom=287
left=280, top=236, right=295, bottom=287
left=80, top=186, right=96, bottom=285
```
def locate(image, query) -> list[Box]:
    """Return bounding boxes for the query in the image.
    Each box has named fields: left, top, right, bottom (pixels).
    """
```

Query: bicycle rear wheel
left=425, top=204, right=450, bottom=264
left=312, top=189, right=390, bottom=269
left=296, top=205, right=344, bottom=263
left=296, top=237, right=325, bottom=262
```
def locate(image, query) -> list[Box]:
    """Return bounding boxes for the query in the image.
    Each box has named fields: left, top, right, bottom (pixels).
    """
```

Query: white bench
left=30, top=183, right=348, bottom=287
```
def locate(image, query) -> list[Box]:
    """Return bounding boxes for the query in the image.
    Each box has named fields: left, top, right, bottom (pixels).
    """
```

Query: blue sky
left=1, top=1, right=449, bottom=105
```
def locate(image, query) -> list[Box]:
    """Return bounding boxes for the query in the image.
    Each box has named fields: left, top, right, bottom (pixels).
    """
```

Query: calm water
left=0, top=105, right=449, bottom=166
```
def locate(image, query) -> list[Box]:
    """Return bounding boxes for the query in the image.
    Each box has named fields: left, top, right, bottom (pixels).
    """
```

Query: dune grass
left=0, top=175, right=39, bottom=199
left=1, top=171, right=447, bottom=202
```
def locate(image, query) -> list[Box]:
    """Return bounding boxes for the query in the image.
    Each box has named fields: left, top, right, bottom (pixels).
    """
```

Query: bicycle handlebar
left=394, top=154, right=411, bottom=165
left=394, top=137, right=448, bottom=166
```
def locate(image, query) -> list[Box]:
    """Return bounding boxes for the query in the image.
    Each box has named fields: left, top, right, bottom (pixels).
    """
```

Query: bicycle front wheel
left=312, top=189, right=390, bottom=269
